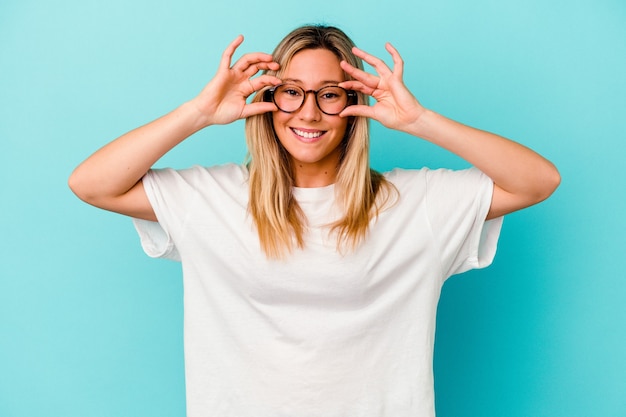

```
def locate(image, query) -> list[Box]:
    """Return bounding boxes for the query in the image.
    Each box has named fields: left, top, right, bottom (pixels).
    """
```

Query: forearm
left=69, top=101, right=207, bottom=203
left=405, top=109, right=560, bottom=203
left=339, top=43, right=559, bottom=216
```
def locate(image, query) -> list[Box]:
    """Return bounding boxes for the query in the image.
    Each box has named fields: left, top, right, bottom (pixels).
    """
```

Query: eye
left=318, top=87, right=345, bottom=102
left=277, top=85, right=303, bottom=97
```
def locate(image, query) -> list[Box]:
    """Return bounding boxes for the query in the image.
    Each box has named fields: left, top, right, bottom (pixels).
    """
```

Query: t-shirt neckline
left=292, top=183, right=335, bottom=203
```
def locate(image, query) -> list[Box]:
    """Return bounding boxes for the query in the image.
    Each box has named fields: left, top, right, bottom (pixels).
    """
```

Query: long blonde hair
left=245, top=25, right=396, bottom=258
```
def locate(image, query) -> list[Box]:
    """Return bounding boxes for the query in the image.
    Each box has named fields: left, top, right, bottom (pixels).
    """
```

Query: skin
left=272, top=49, right=349, bottom=187
left=68, top=35, right=560, bottom=223
left=68, top=35, right=280, bottom=222
left=338, top=43, right=560, bottom=219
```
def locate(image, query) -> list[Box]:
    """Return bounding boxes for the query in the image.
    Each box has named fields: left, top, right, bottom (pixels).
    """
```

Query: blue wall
left=1, top=0, right=625, bottom=416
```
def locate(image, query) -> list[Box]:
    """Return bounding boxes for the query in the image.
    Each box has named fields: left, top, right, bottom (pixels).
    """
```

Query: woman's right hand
left=190, top=35, right=282, bottom=127
left=69, top=35, right=281, bottom=221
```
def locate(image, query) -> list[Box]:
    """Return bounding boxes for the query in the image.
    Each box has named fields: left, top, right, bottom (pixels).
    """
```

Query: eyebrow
left=282, top=78, right=343, bottom=86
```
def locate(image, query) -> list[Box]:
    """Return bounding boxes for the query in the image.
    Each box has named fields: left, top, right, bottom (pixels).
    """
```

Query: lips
left=291, top=128, right=325, bottom=140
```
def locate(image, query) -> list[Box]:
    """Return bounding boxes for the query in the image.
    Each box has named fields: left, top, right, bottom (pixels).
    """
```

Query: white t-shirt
left=133, top=163, right=503, bottom=417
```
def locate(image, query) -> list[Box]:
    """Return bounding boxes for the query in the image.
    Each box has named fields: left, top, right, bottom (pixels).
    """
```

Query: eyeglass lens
left=273, top=85, right=350, bottom=115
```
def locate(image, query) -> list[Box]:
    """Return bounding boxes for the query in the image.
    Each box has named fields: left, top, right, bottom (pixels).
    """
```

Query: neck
left=293, top=168, right=337, bottom=187
left=292, top=161, right=339, bottom=188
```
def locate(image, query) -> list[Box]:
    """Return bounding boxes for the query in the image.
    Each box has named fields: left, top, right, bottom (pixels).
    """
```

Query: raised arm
left=68, top=35, right=280, bottom=221
left=339, top=44, right=560, bottom=219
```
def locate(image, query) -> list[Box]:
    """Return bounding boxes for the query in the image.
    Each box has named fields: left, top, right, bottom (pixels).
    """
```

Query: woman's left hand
left=341, top=44, right=561, bottom=220
left=339, top=44, right=426, bottom=133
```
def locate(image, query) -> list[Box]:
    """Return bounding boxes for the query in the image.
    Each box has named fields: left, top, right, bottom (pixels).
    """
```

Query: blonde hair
left=245, top=25, right=396, bottom=258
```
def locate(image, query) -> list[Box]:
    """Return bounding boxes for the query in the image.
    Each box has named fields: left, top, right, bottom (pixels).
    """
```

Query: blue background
left=1, top=0, right=625, bottom=416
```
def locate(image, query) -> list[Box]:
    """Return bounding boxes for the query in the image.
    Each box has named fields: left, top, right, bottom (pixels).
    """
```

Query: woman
left=69, top=25, right=559, bottom=417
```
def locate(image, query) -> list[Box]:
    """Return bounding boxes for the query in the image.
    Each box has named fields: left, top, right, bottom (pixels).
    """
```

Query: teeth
left=293, top=128, right=323, bottom=139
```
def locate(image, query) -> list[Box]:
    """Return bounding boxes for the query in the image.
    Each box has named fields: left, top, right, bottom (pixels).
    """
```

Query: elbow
left=549, top=164, right=561, bottom=193
left=68, top=167, right=97, bottom=205
left=68, top=169, right=87, bottom=201
left=535, top=162, right=561, bottom=203
left=490, top=161, right=560, bottom=218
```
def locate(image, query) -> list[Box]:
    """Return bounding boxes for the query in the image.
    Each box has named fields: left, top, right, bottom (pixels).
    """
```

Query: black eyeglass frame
left=263, top=84, right=358, bottom=116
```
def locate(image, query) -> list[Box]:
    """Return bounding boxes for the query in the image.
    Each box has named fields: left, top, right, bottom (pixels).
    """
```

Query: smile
left=292, top=128, right=325, bottom=139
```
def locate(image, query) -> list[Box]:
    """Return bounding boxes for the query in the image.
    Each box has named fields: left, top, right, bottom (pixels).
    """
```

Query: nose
left=297, top=91, right=321, bottom=121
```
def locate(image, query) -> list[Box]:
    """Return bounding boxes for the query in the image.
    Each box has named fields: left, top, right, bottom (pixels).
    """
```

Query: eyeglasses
left=264, top=84, right=357, bottom=115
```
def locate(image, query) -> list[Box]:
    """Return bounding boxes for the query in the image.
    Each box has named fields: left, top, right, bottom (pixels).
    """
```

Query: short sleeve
left=131, top=164, right=249, bottom=262
left=424, top=167, right=503, bottom=280
left=133, top=218, right=180, bottom=261
left=131, top=167, right=199, bottom=262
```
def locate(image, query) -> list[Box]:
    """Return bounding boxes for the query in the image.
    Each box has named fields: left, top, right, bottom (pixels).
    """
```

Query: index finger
left=340, top=60, right=380, bottom=89
left=234, top=53, right=279, bottom=74
left=384, top=42, right=404, bottom=79
left=219, top=35, right=245, bottom=69
left=352, top=46, right=393, bottom=78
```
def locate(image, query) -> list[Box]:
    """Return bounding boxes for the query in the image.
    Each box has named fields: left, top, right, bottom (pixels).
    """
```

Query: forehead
left=282, top=48, right=344, bottom=84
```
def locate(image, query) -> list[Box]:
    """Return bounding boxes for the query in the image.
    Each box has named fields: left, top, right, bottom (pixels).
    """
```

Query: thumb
left=240, top=102, right=277, bottom=119
left=340, top=104, right=376, bottom=119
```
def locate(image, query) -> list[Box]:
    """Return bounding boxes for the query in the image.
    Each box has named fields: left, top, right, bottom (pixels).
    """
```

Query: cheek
left=335, top=118, right=349, bottom=137
left=272, top=110, right=288, bottom=123
left=271, top=113, right=291, bottom=147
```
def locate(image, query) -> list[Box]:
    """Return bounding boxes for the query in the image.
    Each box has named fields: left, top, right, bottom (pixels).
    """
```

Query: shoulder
left=381, top=167, right=431, bottom=193
left=381, top=167, right=493, bottom=208
left=383, top=166, right=488, bottom=188
left=383, top=167, right=429, bottom=182
left=142, top=163, right=250, bottom=219
left=147, top=163, right=249, bottom=187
